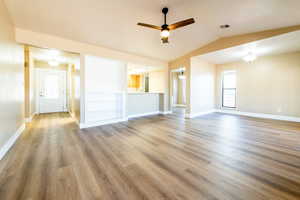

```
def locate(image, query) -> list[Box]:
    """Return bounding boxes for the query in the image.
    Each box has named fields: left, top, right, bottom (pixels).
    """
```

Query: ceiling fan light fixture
left=160, top=29, right=170, bottom=38
left=178, top=71, right=185, bottom=79
left=137, top=7, right=195, bottom=43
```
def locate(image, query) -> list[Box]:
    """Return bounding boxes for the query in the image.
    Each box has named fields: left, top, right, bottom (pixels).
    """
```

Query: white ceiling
left=197, top=30, right=300, bottom=64
left=5, top=0, right=300, bottom=61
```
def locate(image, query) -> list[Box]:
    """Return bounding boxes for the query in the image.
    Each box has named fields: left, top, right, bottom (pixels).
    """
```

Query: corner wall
left=189, top=58, right=216, bottom=117
left=216, top=51, right=300, bottom=117
left=0, top=1, right=24, bottom=156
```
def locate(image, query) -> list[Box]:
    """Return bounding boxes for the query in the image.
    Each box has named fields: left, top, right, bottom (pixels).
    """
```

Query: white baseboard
left=185, top=109, right=216, bottom=119
left=128, top=110, right=172, bottom=119
left=81, top=111, right=173, bottom=129
left=25, top=112, right=36, bottom=123
left=0, top=123, right=25, bottom=160
left=69, top=111, right=75, bottom=118
left=216, top=109, right=300, bottom=122
left=173, top=104, right=186, bottom=107
left=69, top=111, right=81, bottom=127
left=160, top=110, right=172, bottom=115
left=128, top=111, right=160, bottom=119
left=80, top=118, right=128, bottom=129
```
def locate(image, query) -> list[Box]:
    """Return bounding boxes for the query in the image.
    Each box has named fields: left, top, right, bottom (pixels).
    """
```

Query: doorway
left=37, top=69, right=67, bottom=113
left=24, top=46, right=80, bottom=122
left=171, top=68, right=186, bottom=116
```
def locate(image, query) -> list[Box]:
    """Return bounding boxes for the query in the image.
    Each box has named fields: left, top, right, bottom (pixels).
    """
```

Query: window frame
left=221, top=71, right=237, bottom=109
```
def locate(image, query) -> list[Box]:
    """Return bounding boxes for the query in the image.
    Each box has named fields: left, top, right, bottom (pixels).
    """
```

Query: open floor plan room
left=1, top=0, right=300, bottom=199
left=1, top=113, right=300, bottom=200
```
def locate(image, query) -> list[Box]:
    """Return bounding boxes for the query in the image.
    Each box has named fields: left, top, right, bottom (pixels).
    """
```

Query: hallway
left=0, top=113, right=300, bottom=200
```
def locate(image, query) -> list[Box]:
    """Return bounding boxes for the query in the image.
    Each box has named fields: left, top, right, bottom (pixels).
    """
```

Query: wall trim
left=25, top=112, right=37, bottom=123
left=185, top=109, right=216, bottom=119
left=128, top=111, right=160, bottom=119
left=80, top=118, right=128, bottom=129
left=0, top=123, right=26, bottom=160
left=69, top=111, right=81, bottom=127
left=80, top=111, right=173, bottom=129
left=160, top=110, right=172, bottom=115
left=216, top=109, right=300, bottom=122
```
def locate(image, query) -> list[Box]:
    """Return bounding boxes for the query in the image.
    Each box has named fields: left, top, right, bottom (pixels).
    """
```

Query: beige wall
left=177, top=76, right=186, bottom=105
left=15, top=28, right=167, bottom=68
left=169, top=59, right=191, bottom=112
left=171, top=72, right=186, bottom=105
left=169, top=25, right=300, bottom=113
left=71, top=62, right=81, bottom=123
left=149, top=70, right=165, bottom=93
left=148, top=69, right=169, bottom=112
left=29, top=52, right=35, bottom=117
left=15, top=28, right=170, bottom=118
left=216, top=51, right=300, bottom=117
left=25, top=48, right=36, bottom=119
left=190, top=58, right=216, bottom=116
left=34, top=60, right=68, bottom=70
left=0, top=1, right=24, bottom=151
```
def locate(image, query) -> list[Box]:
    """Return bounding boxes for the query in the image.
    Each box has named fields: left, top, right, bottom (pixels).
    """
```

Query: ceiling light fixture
left=138, top=7, right=195, bottom=44
left=243, top=52, right=257, bottom=62
left=48, top=60, right=59, bottom=66
left=48, top=49, right=60, bottom=57
left=178, top=71, right=186, bottom=79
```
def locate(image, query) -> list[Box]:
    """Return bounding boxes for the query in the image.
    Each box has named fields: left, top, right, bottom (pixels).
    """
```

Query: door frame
left=170, top=67, right=186, bottom=108
left=35, top=68, right=68, bottom=114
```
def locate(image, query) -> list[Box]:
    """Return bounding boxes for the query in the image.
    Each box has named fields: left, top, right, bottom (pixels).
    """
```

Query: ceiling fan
left=137, top=7, right=195, bottom=43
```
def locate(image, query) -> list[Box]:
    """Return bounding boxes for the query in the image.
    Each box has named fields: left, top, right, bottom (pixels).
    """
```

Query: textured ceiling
left=4, top=0, right=300, bottom=61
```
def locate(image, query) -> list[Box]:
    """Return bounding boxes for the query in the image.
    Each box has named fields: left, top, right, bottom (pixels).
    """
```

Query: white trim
left=128, top=111, right=160, bottom=119
left=69, top=111, right=75, bottom=118
left=80, top=118, right=128, bottom=129
left=0, top=123, right=25, bottom=160
left=160, top=110, right=172, bottom=115
left=185, top=109, right=216, bottom=118
left=173, top=104, right=186, bottom=107
left=216, top=109, right=300, bottom=122
left=25, top=112, right=37, bottom=123
left=80, top=111, right=173, bottom=129
left=69, top=111, right=81, bottom=127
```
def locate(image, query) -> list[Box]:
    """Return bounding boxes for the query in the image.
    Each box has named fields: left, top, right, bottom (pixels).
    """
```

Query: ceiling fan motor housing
left=162, top=7, right=168, bottom=15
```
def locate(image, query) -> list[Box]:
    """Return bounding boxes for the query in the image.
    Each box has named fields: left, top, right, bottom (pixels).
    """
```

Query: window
left=222, top=71, right=236, bottom=108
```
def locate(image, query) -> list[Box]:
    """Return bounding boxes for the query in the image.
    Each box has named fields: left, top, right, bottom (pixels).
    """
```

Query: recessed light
left=220, top=24, right=230, bottom=29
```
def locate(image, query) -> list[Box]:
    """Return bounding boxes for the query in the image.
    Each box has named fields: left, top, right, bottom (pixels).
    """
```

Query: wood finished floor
left=0, top=112, right=300, bottom=200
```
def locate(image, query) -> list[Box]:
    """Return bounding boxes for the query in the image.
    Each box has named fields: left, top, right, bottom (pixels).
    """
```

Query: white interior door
left=38, top=69, right=67, bottom=113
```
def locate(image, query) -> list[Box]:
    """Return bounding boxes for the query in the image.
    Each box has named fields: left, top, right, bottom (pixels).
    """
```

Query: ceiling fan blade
left=137, top=23, right=162, bottom=30
left=168, top=18, right=195, bottom=30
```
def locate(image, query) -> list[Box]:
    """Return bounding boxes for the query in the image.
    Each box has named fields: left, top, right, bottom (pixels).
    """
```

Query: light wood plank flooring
left=0, top=112, right=300, bottom=200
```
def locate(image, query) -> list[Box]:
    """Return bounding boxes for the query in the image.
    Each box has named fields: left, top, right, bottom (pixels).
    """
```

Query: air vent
left=220, top=24, right=230, bottom=29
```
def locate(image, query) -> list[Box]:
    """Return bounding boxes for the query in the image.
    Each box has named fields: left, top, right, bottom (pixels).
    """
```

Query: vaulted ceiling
left=4, top=0, right=300, bottom=61
left=198, top=31, right=300, bottom=64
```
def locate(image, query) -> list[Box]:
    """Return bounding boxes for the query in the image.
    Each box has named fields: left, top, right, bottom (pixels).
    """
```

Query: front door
left=38, top=69, right=67, bottom=113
